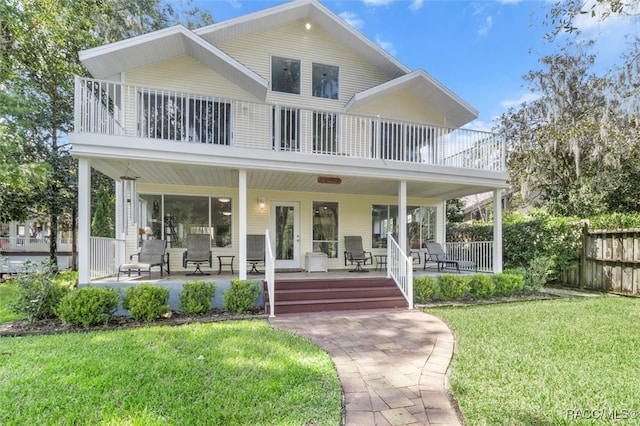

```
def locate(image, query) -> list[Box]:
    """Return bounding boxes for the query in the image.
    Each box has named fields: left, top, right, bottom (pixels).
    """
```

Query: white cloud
left=375, top=34, right=396, bottom=56
left=478, top=15, right=493, bottom=36
left=463, top=119, right=493, bottom=132
left=409, top=0, right=424, bottom=12
left=362, top=0, right=394, bottom=6
left=226, top=0, right=242, bottom=8
left=501, top=92, right=541, bottom=108
left=338, top=11, right=365, bottom=30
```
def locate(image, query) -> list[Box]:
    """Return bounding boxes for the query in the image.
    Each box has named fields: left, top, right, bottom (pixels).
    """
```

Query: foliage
left=491, top=273, right=524, bottom=297
left=53, top=269, right=78, bottom=290
left=413, top=276, right=439, bottom=304
left=448, top=210, right=582, bottom=281
left=588, top=212, right=640, bottom=230
left=223, top=279, right=261, bottom=314
left=446, top=198, right=465, bottom=223
left=523, top=256, right=552, bottom=293
left=91, top=185, right=115, bottom=238
left=0, top=282, right=22, bottom=324
left=467, top=274, right=495, bottom=299
left=122, top=284, right=169, bottom=321
left=10, top=262, right=69, bottom=323
left=179, top=280, right=217, bottom=314
left=56, top=286, right=119, bottom=327
left=437, top=274, right=471, bottom=300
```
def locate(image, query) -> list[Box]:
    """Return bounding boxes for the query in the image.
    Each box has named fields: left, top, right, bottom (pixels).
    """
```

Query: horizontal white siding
left=217, top=20, right=391, bottom=110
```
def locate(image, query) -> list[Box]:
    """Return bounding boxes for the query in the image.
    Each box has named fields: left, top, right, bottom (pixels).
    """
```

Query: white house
left=70, top=0, right=507, bottom=300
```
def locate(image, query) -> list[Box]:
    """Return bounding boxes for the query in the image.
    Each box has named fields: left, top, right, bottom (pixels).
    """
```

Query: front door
left=271, top=201, right=300, bottom=269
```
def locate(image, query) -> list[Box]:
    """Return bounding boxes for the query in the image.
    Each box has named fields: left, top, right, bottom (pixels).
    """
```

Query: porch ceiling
left=91, top=158, right=502, bottom=200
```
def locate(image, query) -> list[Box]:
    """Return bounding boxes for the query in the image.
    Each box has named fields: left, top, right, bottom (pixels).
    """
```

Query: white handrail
left=90, top=237, right=125, bottom=280
left=446, top=241, right=493, bottom=272
left=74, top=76, right=506, bottom=173
left=386, top=233, right=413, bottom=309
left=264, top=230, right=276, bottom=317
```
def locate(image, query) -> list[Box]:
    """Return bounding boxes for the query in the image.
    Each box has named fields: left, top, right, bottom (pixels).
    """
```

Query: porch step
left=264, top=277, right=407, bottom=314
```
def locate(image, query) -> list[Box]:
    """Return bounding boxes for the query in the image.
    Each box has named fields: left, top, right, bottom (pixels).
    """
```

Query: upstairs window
left=312, top=63, right=339, bottom=99
left=272, top=57, right=301, bottom=94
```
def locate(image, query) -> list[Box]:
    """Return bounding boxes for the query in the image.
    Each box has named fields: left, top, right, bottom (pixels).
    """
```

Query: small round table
left=217, top=255, right=235, bottom=275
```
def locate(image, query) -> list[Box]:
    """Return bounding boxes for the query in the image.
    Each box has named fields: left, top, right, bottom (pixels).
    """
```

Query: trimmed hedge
left=56, top=286, right=119, bottom=327
left=413, top=272, right=528, bottom=304
left=223, top=279, right=260, bottom=314
left=122, top=284, right=169, bottom=321
left=179, top=281, right=217, bottom=314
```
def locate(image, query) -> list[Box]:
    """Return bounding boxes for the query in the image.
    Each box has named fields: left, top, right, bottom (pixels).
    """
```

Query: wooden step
left=263, top=277, right=408, bottom=314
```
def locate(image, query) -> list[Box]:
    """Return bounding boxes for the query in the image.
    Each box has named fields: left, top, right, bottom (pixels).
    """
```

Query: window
left=312, top=63, right=339, bottom=99
left=139, top=91, right=231, bottom=145
left=371, top=204, right=436, bottom=248
left=312, top=112, right=337, bottom=154
left=271, top=57, right=300, bottom=94
left=313, top=201, right=338, bottom=258
left=138, top=194, right=232, bottom=248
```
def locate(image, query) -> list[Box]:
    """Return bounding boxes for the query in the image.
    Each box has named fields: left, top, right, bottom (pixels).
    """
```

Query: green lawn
left=428, top=296, right=640, bottom=425
left=0, top=282, right=21, bottom=324
left=0, top=319, right=341, bottom=425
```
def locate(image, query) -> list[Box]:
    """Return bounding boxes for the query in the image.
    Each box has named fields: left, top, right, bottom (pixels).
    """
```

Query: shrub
left=492, top=273, right=525, bottom=297
left=179, top=281, right=217, bottom=314
left=437, top=274, right=470, bottom=300
left=468, top=274, right=495, bottom=299
left=223, top=279, right=260, bottom=314
left=523, top=256, right=552, bottom=293
left=10, top=263, right=68, bottom=323
left=56, top=286, right=119, bottom=327
left=413, top=276, right=438, bottom=304
left=122, top=284, right=169, bottom=321
left=53, top=270, right=79, bottom=290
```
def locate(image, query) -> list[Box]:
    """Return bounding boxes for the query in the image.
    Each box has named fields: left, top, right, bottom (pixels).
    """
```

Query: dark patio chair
left=247, top=234, right=265, bottom=274
left=118, top=239, right=170, bottom=280
left=344, top=236, right=373, bottom=272
left=182, top=234, right=212, bottom=275
left=424, top=242, right=476, bottom=273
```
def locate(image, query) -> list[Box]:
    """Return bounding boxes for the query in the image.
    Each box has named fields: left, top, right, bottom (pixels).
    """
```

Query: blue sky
left=194, top=0, right=637, bottom=130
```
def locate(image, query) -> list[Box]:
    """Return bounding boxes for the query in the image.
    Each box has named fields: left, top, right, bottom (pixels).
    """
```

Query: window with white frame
left=371, top=204, right=436, bottom=249
left=271, top=56, right=301, bottom=94
left=312, top=201, right=339, bottom=258
left=312, top=63, right=339, bottom=99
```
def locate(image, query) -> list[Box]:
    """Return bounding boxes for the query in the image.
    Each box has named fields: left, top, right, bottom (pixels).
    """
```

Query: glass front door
left=271, top=201, right=300, bottom=269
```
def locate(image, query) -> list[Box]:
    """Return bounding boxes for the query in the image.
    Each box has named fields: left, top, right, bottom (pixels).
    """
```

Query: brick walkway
left=269, top=309, right=461, bottom=425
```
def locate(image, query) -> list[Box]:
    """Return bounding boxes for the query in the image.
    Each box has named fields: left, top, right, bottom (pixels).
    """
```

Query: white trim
left=239, top=170, right=247, bottom=279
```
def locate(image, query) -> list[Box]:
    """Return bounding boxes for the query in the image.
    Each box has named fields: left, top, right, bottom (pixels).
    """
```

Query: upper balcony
left=73, top=77, right=506, bottom=173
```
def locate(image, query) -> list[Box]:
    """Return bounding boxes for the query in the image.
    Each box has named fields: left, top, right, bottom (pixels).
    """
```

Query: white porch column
left=78, top=158, right=91, bottom=284
left=398, top=180, right=407, bottom=251
left=493, top=189, right=503, bottom=273
left=437, top=201, right=446, bottom=244
left=239, top=169, right=247, bottom=280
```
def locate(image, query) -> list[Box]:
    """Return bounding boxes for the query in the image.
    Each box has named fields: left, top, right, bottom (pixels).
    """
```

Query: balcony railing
left=74, top=77, right=506, bottom=172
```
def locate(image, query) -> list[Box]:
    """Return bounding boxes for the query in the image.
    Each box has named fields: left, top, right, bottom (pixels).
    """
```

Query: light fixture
left=305, top=22, right=311, bottom=30
left=258, top=196, right=266, bottom=209
left=119, top=165, right=139, bottom=232
left=218, top=197, right=230, bottom=203
left=222, top=211, right=232, bottom=216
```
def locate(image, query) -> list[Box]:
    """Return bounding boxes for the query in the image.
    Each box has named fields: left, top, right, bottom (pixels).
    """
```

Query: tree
left=446, top=199, right=465, bottom=223
left=91, top=187, right=114, bottom=238
left=497, top=38, right=640, bottom=217
left=0, top=0, right=212, bottom=269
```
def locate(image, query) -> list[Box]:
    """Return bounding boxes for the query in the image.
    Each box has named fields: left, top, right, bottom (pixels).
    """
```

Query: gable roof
left=79, top=25, right=268, bottom=100
left=345, top=70, right=478, bottom=127
left=195, top=0, right=409, bottom=80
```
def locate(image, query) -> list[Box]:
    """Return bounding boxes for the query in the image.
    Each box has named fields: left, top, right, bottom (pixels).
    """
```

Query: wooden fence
left=561, top=225, right=640, bottom=295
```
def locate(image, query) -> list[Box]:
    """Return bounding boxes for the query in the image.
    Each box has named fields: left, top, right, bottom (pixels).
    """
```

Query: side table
left=217, top=255, right=235, bottom=275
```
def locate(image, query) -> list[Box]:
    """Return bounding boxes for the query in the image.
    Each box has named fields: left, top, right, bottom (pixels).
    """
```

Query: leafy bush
left=53, top=269, right=79, bottom=290
left=56, top=286, right=119, bottom=327
left=437, top=274, right=470, bottom=300
left=468, top=274, right=495, bottom=299
left=492, top=273, right=525, bottom=297
left=223, top=279, right=260, bottom=314
left=413, top=276, right=438, bottom=304
left=179, top=281, right=217, bottom=314
left=10, top=264, right=68, bottom=323
left=523, top=256, right=552, bottom=293
left=122, top=284, right=169, bottom=321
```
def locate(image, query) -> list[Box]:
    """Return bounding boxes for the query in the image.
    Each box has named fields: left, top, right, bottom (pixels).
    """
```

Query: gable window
left=271, top=56, right=300, bottom=94
left=312, top=63, right=339, bottom=99
left=139, top=91, right=231, bottom=145
left=371, top=204, right=436, bottom=248
left=313, top=201, right=339, bottom=258
left=138, top=194, right=233, bottom=249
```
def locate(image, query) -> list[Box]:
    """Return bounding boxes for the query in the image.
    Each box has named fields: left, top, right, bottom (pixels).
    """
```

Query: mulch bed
left=0, top=309, right=267, bottom=338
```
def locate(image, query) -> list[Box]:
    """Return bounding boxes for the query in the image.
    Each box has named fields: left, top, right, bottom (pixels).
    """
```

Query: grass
left=0, top=320, right=341, bottom=425
left=428, top=296, right=640, bottom=425
left=0, top=282, right=21, bottom=323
